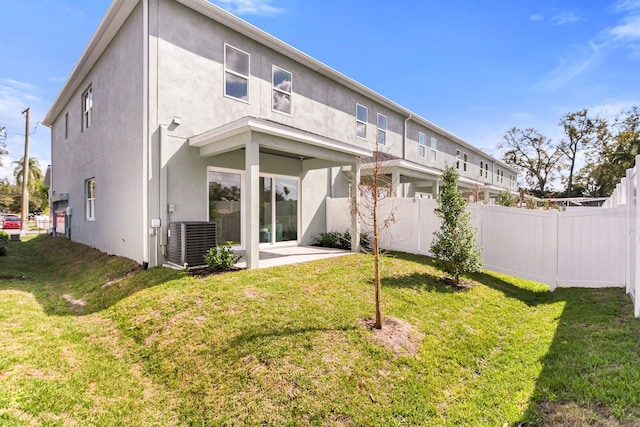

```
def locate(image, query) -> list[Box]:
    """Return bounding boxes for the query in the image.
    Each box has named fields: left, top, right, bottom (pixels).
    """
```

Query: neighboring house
left=43, top=0, right=518, bottom=269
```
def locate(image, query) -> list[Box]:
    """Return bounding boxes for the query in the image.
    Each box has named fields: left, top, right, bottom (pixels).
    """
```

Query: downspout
left=403, top=114, right=412, bottom=160
left=159, top=125, right=168, bottom=258
left=402, top=114, right=412, bottom=198
left=142, top=0, right=150, bottom=269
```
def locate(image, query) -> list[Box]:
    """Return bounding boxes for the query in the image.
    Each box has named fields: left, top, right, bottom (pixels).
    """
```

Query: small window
left=272, top=65, right=292, bottom=115
left=377, top=113, right=387, bottom=145
left=455, top=149, right=461, bottom=170
left=418, top=132, right=426, bottom=159
left=86, top=178, right=96, bottom=220
left=480, top=161, right=484, bottom=177
left=82, top=86, right=92, bottom=131
left=430, top=137, right=437, bottom=162
left=224, top=44, right=250, bottom=101
left=356, top=104, right=367, bottom=139
left=463, top=152, right=468, bottom=172
left=485, top=162, right=489, bottom=178
left=65, top=112, right=69, bottom=139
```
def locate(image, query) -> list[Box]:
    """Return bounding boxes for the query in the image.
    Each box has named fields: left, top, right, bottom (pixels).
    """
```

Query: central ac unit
left=167, top=222, right=217, bottom=268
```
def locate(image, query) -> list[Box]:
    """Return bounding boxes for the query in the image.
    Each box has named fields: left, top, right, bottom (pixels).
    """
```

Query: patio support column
left=391, top=170, right=401, bottom=197
left=245, top=138, right=260, bottom=269
left=351, top=159, right=361, bottom=252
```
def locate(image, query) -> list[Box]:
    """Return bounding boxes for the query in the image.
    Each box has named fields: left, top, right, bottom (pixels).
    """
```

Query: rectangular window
left=272, top=65, right=292, bottom=115
left=485, top=162, right=489, bottom=178
left=377, top=113, right=387, bottom=145
left=456, top=149, right=461, bottom=169
left=224, top=44, right=250, bottom=101
left=510, top=174, right=516, bottom=188
left=496, top=168, right=504, bottom=184
left=356, top=104, right=367, bottom=139
left=65, top=112, right=69, bottom=139
left=463, top=152, right=468, bottom=172
left=480, top=161, right=484, bottom=177
left=418, top=132, right=426, bottom=159
left=86, top=178, right=96, bottom=220
left=82, top=87, right=92, bottom=131
left=430, top=137, right=437, bottom=162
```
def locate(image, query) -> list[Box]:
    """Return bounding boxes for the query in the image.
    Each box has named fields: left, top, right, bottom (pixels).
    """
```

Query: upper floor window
left=480, top=161, right=484, bottom=177
left=356, top=104, right=367, bottom=139
left=377, top=113, right=387, bottom=145
left=463, top=152, right=468, bottom=172
left=272, top=65, right=292, bottom=115
left=224, top=44, right=250, bottom=102
left=496, top=168, right=504, bottom=184
left=484, top=162, right=489, bottom=178
left=82, top=86, right=92, bottom=131
left=86, top=178, right=96, bottom=221
left=418, top=132, right=426, bottom=159
left=455, top=149, right=461, bottom=169
left=510, top=174, right=516, bottom=188
left=430, top=137, right=437, bottom=162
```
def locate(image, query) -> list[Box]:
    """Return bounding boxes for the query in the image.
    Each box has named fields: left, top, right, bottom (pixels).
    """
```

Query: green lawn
left=1, top=236, right=639, bottom=426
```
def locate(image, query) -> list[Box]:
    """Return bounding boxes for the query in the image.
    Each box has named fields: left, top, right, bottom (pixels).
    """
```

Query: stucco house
left=43, top=0, right=518, bottom=269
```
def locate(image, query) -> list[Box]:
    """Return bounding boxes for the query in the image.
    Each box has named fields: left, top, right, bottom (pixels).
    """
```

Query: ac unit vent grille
left=167, top=222, right=217, bottom=267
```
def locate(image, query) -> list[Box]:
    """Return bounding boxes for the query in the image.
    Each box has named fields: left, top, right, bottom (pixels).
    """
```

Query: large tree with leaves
left=559, top=109, right=608, bottom=198
left=430, top=165, right=482, bottom=286
left=499, top=127, right=563, bottom=196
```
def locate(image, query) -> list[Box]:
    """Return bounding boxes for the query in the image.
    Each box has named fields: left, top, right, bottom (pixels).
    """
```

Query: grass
left=1, top=236, right=639, bottom=426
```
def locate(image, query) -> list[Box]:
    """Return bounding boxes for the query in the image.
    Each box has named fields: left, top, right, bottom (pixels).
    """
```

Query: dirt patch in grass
left=0, top=275, right=28, bottom=281
left=535, top=402, right=635, bottom=427
left=61, top=294, right=86, bottom=307
left=358, top=316, right=424, bottom=357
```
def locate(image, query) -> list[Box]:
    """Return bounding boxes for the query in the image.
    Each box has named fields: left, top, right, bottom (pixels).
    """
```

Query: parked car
left=2, top=214, right=21, bottom=230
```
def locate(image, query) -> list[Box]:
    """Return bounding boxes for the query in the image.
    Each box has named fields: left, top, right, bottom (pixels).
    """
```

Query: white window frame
left=480, top=161, right=484, bottom=177
left=485, top=162, right=489, bottom=178
left=377, top=113, right=387, bottom=145
left=463, top=152, right=468, bottom=172
left=86, top=178, right=95, bottom=221
left=430, top=137, right=437, bottom=162
left=224, top=44, right=250, bottom=103
left=456, top=149, right=461, bottom=170
left=207, top=167, right=246, bottom=250
left=418, top=132, right=426, bottom=159
left=272, top=65, right=292, bottom=115
left=259, top=172, right=301, bottom=247
left=356, top=103, right=367, bottom=140
left=82, top=86, right=92, bottom=131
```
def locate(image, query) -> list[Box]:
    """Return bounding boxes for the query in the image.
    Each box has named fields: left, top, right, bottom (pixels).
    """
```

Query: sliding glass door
left=260, top=175, right=299, bottom=244
left=208, top=169, right=242, bottom=246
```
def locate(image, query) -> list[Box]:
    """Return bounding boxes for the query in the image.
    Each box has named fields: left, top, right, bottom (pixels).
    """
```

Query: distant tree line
left=499, top=106, right=640, bottom=198
left=0, top=157, right=48, bottom=214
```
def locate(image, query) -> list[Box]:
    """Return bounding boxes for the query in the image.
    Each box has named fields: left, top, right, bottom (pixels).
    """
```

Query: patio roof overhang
left=188, top=117, right=372, bottom=167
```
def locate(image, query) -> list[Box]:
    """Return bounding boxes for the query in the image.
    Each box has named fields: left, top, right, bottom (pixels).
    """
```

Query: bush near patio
left=1, top=235, right=639, bottom=426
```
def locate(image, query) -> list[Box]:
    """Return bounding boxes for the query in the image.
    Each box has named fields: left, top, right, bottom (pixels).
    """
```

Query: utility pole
left=21, top=107, right=30, bottom=236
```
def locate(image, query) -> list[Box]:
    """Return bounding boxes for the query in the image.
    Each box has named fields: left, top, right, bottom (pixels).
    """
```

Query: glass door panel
left=275, top=177, right=298, bottom=242
left=208, top=171, right=241, bottom=246
left=259, top=177, right=272, bottom=243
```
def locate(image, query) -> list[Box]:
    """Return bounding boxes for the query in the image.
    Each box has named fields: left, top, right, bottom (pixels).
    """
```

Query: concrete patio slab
left=235, top=246, right=353, bottom=269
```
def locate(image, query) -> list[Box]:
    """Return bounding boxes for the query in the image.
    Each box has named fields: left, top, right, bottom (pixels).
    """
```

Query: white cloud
left=530, top=13, right=544, bottom=22
left=551, top=12, right=581, bottom=26
left=0, top=79, right=50, bottom=182
left=612, top=0, right=640, bottom=12
left=210, top=0, right=283, bottom=16
left=610, top=15, right=640, bottom=40
left=534, top=41, right=603, bottom=91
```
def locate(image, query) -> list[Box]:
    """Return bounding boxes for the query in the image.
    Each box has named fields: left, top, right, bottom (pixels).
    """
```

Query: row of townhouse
left=43, top=0, right=518, bottom=269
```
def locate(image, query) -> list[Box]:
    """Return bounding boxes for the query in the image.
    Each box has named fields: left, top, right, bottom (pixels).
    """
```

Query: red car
left=2, top=215, right=21, bottom=230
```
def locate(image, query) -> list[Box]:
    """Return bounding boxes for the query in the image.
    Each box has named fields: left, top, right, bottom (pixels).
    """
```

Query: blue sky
left=1, top=0, right=639, bottom=185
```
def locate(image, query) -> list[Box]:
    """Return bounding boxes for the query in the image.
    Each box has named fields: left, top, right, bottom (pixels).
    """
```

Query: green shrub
left=497, top=189, right=516, bottom=207
left=0, top=231, right=9, bottom=244
left=0, top=241, right=7, bottom=256
left=313, top=230, right=370, bottom=251
left=203, top=242, right=240, bottom=271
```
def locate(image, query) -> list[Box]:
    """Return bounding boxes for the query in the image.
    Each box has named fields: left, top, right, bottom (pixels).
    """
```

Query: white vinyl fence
left=327, top=155, right=640, bottom=317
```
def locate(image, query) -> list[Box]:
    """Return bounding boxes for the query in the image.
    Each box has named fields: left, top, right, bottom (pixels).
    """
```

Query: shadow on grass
left=0, top=235, right=187, bottom=316
left=385, top=251, right=640, bottom=424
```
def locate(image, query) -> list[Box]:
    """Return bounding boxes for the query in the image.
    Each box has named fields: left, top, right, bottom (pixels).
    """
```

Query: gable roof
left=43, top=0, right=516, bottom=172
